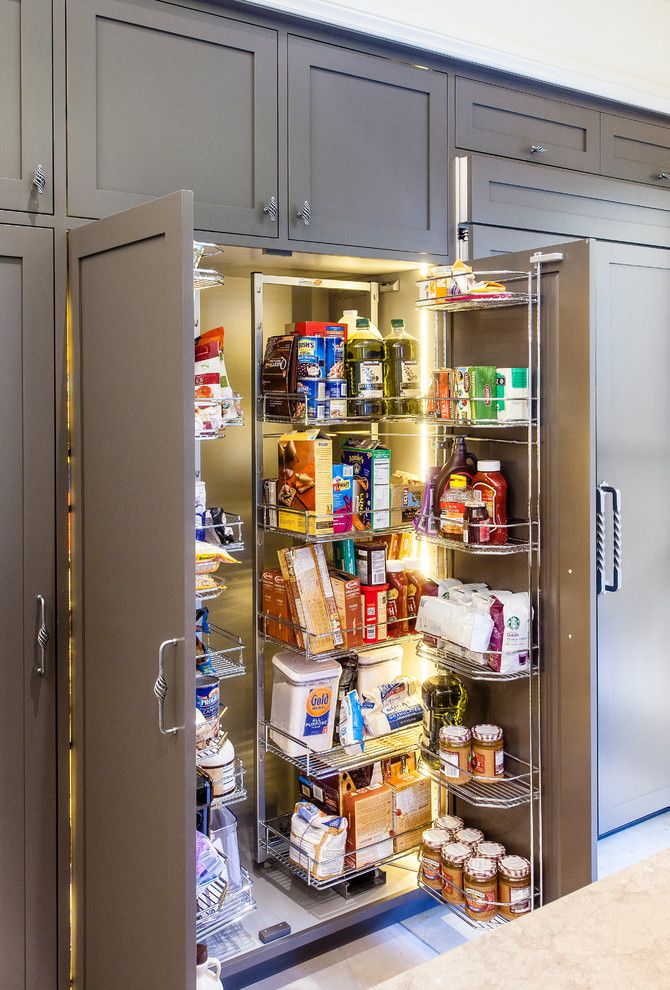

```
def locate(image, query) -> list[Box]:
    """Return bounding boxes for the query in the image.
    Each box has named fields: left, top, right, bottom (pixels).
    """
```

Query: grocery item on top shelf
left=277, top=430, right=334, bottom=535
left=383, top=318, right=421, bottom=417
left=332, top=464, right=354, bottom=534
left=194, top=327, right=240, bottom=433
left=341, top=437, right=391, bottom=530
left=496, top=368, right=530, bottom=422
left=286, top=321, right=347, bottom=383
left=344, top=317, right=385, bottom=418
left=342, top=769, right=394, bottom=869
left=289, top=802, right=348, bottom=881
left=261, top=335, right=299, bottom=418
left=337, top=309, right=358, bottom=340
left=416, top=260, right=508, bottom=303
left=269, top=651, right=343, bottom=757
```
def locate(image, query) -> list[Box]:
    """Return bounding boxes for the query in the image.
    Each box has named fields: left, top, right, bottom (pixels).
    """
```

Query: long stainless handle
left=297, top=201, right=312, bottom=227
left=154, top=638, right=184, bottom=735
left=596, top=482, right=622, bottom=595
left=262, top=196, right=278, bottom=222
left=530, top=144, right=547, bottom=155
left=35, top=594, right=49, bottom=676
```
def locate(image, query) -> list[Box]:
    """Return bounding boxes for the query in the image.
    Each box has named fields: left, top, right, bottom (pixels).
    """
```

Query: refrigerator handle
left=597, top=483, right=622, bottom=595
left=595, top=487, right=605, bottom=596
left=154, top=637, right=184, bottom=735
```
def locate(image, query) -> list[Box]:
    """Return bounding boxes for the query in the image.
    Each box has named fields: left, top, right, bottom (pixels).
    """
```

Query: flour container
left=356, top=644, right=403, bottom=696
left=270, top=651, right=342, bottom=757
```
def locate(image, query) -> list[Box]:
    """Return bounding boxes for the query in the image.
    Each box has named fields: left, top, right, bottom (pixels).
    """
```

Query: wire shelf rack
left=418, top=878, right=509, bottom=929
left=261, top=391, right=426, bottom=426
left=415, top=293, right=534, bottom=313
left=258, top=503, right=417, bottom=543
left=260, top=814, right=419, bottom=890
left=415, top=518, right=536, bottom=556
left=420, top=749, right=537, bottom=809
left=260, top=720, right=423, bottom=779
left=196, top=511, right=244, bottom=553
left=195, top=575, right=227, bottom=602
left=197, top=624, right=246, bottom=681
left=196, top=866, right=256, bottom=942
left=258, top=610, right=420, bottom=660
left=198, top=759, right=248, bottom=811
left=195, top=395, right=244, bottom=439
left=417, top=639, right=534, bottom=682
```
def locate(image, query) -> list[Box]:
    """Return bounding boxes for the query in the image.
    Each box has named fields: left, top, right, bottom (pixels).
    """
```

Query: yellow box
left=277, top=430, right=333, bottom=535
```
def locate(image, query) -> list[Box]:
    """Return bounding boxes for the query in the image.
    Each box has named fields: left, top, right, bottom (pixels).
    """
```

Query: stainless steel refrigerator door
left=596, top=241, right=670, bottom=835
left=69, top=190, right=196, bottom=988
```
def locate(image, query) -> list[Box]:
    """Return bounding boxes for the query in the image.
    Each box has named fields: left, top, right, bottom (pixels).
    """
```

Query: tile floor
left=243, top=811, right=670, bottom=990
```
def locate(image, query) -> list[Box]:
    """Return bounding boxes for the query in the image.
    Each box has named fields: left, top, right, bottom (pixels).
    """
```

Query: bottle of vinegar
left=383, top=318, right=420, bottom=417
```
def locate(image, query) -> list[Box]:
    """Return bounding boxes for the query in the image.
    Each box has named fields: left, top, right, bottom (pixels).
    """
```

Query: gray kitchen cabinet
left=0, top=0, right=52, bottom=212
left=601, top=113, right=670, bottom=186
left=66, top=0, right=278, bottom=236
left=287, top=36, right=449, bottom=253
left=69, top=191, right=195, bottom=989
left=466, top=224, right=579, bottom=258
left=455, top=77, right=600, bottom=173
left=0, top=224, right=56, bottom=987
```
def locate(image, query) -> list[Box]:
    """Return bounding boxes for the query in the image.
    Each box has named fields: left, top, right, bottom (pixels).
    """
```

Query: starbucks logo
left=507, top=616, right=520, bottom=630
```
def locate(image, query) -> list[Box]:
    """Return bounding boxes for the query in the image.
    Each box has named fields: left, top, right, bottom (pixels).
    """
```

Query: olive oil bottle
left=345, top=317, right=384, bottom=418
left=383, top=318, right=420, bottom=416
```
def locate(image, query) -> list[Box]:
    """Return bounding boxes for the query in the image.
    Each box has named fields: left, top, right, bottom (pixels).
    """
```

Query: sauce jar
left=434, top=814, right=464, bottom=839
left=474, top=840, right=506, bottom=864
left=439, top=725, right=472, bottom=784
left=498, top=855, right=532, bottom=920
left=440, top=841, right=472, bottom=904
left=471, top=724, right=504, bottom=780
left=420, top=828, right=451, bottom=890
left=463, top=500, right=490, bottom=545
left=455, top=827, right=484, bottom=850
left=463, top=856, right=498, bottom=920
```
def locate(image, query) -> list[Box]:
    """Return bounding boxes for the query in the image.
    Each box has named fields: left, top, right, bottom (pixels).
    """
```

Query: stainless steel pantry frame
left=251, top=272, right=380, bottom=862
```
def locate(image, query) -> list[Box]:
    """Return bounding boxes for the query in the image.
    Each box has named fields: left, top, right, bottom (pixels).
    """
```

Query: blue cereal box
left=341, top=437, right=391, bottom=530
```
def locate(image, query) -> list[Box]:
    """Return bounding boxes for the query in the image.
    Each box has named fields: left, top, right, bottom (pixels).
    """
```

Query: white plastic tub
left=270, top=651, right=342, bottom=757
left=356, top=644, right=403, bottom=697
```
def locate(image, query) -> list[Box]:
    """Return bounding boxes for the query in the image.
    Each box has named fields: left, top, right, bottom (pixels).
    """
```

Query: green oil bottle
left=383, top=318, right=420, bottom=417
left=345, top=317, right=385, bottom=418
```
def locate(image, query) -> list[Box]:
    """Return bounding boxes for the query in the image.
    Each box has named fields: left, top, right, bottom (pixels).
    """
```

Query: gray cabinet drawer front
left=469, top=224, right=580, bottom=258
left=456, top=77, right=600, bottom=173
left=466, top=154, right=670, bottom=248
left=0, top=0, right=52, bottom=212
left=67, top=0, right=278, bottom=236
left=288, top=36, right=448, bottom=253
left=602, top=113, right=670, bottom=186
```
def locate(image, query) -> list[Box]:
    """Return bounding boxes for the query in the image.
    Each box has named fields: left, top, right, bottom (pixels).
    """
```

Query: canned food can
left=327, top=398, right=347, bottom=420
left=325, top=332, right=345, bottom=379
left=296, top=378, right=327, bottom=420
left=196, top=674, right=220, bottom=735
left=296, top=336, right=325, bottom=379
left=326, top=379, right=347, bottom=399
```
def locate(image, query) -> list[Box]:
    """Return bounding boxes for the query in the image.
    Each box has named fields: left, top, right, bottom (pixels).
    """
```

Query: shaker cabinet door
left=0, top=224, right=56, bottom=987
left=287, top=36, right=449, bottom=253
left=66, top=0, right=278, bottom=237
left=0, top=0, right=53, bottom=212
left=601, top=113, right=670, bottom=187
left=69, top=191, right=195, bottom=990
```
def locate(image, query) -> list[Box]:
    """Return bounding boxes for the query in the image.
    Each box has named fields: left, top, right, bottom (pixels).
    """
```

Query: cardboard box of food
left=341, top=437, right=391, bottom=530
left=389, top=772, right=432, bottom=853
left=298, top=766, right=374, bottom=816
left=329, top=569, right=363, bottom=649
left=277, top=546, right=343, bottom=654
left=277, top=430, right=333, bottom=535
left=342, top=783, right=394, bottom=869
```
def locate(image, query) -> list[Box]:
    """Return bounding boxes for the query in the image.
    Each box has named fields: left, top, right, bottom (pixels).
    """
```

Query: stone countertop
left=373, top=849, right=670, bottom=990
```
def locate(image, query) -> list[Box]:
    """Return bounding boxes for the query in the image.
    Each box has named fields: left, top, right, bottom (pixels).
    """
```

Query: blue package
left=296, top=336, right=325, bottom=379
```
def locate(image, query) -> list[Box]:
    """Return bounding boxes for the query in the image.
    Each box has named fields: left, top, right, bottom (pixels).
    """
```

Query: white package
left=289, top=802, right=347, bottom=881
left=416, top=596, right=494, bottom=653
left=486, top=591, right=531, bottom=673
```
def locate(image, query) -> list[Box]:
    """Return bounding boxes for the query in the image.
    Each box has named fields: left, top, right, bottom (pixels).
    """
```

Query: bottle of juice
left=345, top=317, right=384, bottom=418
left=383, top=318, right=421, bottom=417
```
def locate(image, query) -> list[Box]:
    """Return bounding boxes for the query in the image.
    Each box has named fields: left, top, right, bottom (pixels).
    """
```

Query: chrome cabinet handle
left=297, top=201, right=312, bottom=227
left=33, top=165, right=47, bottom=194
left=262, top=196, right=278, bottom=222
left=530, top=145, right=547, bottom=155
left=35, top=595, right=49, bottom=676
left=154, top=638, right=184, bottom=735
left=658, top=171, right=670, bottom=181
left=596, top=482, right=622, bottom=595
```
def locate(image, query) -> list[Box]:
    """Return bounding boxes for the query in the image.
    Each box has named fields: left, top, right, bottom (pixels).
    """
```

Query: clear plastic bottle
left=383, top=318, right=420, bottom=417
left=345, top=317, right=384, bottom=418
left=338, top=309, right=359, bottom=340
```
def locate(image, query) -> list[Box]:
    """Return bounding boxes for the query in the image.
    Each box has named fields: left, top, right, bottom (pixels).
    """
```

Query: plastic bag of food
left=289, top=802, right=348, bottom=881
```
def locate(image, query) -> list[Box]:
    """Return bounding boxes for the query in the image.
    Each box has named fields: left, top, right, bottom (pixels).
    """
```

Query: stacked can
left=325, top=325, right=347, bottom=419
left=291, top=322, right=347, bottom=421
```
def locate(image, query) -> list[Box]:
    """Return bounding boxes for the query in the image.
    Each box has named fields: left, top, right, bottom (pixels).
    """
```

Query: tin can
left=327, top=398, right=347, bottom=420
left=296, top=378, right=326, bottom=420
left=326, top=379, right=347, bottom=399
left=325, top=331, right=345, bottom=379
left=296, top=335, right=325, bottom=379
left=196, top=674, right=220, bottom=736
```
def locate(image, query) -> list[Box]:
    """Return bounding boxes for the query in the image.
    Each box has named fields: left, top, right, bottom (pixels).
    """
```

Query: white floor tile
left=598, top=810, right=670, bottom=879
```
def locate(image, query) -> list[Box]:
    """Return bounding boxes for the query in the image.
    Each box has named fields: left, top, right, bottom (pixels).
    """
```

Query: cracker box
left=277, top=430, right=333, bottom=535
left=389, top=772, right=432, bottom=853
left=342, top=783, right=394, bottom=868
left=341, top=437, right=391, bottom=530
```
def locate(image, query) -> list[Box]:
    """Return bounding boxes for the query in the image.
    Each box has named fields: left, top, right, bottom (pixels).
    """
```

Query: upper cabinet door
left=69, top=191, right=195, bottom=989
left=601, top=113, right=670, bottom=186
left=287, top=36, right=449, bottom=254
left=455, top=77, right=601, bottom=174
left=0, top=0, right=52, bottom=212
left=66, top=0, right=278, bottom=236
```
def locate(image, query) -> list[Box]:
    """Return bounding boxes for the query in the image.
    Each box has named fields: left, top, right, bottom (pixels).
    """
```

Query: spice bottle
left=473, top=460, right=508, bottom=546
left=463, top=499, right=491, bottom=546
left=498, top=855, right=532, bottom=919
left=471, top=724, right=504, bottom=780
left=434, top=814, right=464, bottom=839
left=440, top=841, right=472, bottom=905
left=474, top=840, right=507, bottom=864
left=386, top=560, right=409, bottom=637
left=463, top=857, right=498, bottom=920
left=420, top=828, right=451, bottom=890
left=439, top=724, right=472, bottom=784
left=455, top=827, right=484, bottom=850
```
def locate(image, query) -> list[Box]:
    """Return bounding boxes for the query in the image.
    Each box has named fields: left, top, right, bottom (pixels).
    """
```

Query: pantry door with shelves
left=69, top=191, right=196, bottom=989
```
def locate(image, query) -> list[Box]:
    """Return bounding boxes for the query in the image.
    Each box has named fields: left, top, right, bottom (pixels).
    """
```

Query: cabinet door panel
left=468, top=224, right=579, bottom=258
left=455, top=77, right=600, bottom=173
left=67, top=0, right=278, bottom=236
left=0, top=225, right=56, bottom=987
left=602, top=113, right=670, bottom=186
left=69, top=191, right=195, bottom=989
left=288, top=36, right=448, bottom=253
left=0, top=0, right=52, bottom=212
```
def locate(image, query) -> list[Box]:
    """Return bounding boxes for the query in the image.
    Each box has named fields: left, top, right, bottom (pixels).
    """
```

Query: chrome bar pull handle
left=154, top=638, right=184, bottom=735
left=35, top=595, right=49, bottom=676
left=530, top=144, right=547, bottom=155
left=262, top=196, right=278, bottom=222
left=597, top=482, right=622, bottom=595
left=297, top=201, right=312, bottom=227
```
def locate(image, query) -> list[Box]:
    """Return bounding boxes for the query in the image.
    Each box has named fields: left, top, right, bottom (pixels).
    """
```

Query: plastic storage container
left=270, top=651, right=342, bottom=757
left=356, top=644, right=403, bottom=696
